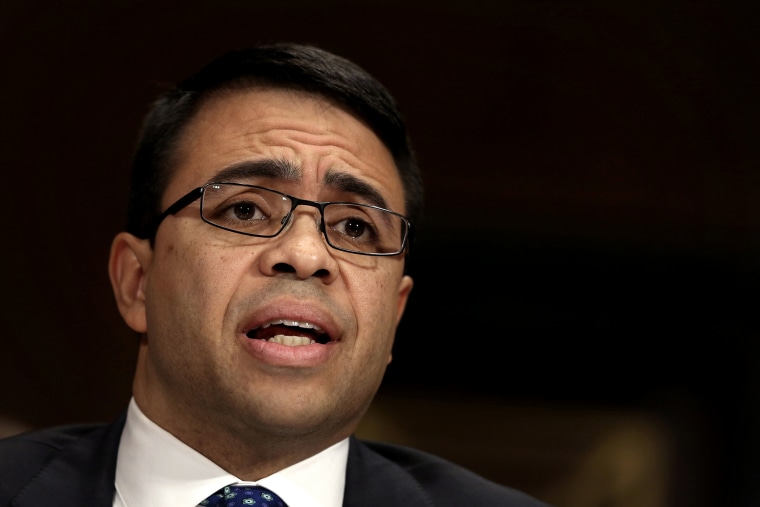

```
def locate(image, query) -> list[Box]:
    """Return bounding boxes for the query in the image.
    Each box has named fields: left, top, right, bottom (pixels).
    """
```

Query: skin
left=108, top=88, right=414, bottom=479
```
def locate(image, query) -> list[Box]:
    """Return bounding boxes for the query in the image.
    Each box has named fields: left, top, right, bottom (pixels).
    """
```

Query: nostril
left=272, top=263, right=330, bottom=278
left=313, top=268, right=330, bottom=278
left=273, top=262, right=296, bottom=273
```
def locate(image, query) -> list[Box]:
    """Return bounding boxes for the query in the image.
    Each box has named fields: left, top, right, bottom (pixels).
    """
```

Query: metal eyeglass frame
left=151, top=182, right=413, bottom=257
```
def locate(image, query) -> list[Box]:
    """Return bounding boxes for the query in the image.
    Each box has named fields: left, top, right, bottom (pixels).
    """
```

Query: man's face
left=115, top=88, right=413, bottom=444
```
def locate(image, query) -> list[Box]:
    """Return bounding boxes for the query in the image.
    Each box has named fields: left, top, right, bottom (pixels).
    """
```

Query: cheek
left=348, top=268, right=405, bottom=342
left=148, top=239, right=241, bottom=331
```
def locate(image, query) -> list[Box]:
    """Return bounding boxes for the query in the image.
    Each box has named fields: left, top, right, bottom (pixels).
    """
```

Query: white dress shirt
left=114, top=398, right=348, bottom=507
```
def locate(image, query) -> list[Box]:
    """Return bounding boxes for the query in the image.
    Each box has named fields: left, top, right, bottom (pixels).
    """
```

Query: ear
left=395, top=275, right=414, bottom=325
left=388, top=274, right=414, bottom=365
left=108, top=232, right=153, bottom=333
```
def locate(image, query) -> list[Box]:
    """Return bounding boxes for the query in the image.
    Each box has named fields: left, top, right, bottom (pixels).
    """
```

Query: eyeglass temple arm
left=151, top=187, right=205, bottom=235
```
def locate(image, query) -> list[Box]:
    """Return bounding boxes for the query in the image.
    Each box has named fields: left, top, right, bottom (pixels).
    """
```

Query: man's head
left=108, top=43, right=421, bottom=477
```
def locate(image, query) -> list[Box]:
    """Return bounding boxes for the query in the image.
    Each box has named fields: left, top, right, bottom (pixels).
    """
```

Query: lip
left=237, top=299, right=342, bottom=367
left=241, top=337, right=335, bottom=367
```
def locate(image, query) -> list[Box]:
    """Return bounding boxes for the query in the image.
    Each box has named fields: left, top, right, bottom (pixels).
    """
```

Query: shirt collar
left=115, top=397, right=348, bottom=507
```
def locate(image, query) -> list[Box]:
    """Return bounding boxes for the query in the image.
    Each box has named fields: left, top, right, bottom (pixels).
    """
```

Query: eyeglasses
left=153, top=182, right=412, bottom=256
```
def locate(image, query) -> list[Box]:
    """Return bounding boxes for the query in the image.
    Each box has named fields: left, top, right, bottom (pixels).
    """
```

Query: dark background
left=1, top=1, right=758, bottom=506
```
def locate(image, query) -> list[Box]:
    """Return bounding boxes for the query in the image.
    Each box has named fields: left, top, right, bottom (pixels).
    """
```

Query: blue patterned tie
left=200, top=485, right=288, bottom=506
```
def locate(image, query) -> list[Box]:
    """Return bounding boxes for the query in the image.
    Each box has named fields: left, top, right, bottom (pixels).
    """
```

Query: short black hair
left=127, top=42, right=424, bottom=249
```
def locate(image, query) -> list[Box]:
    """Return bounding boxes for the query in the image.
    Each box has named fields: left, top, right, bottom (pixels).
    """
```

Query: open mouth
left=245, top=319, right=331, bottom=345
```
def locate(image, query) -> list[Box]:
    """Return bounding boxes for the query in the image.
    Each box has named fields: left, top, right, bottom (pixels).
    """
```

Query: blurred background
left=1, top=1, right=758, bottom=506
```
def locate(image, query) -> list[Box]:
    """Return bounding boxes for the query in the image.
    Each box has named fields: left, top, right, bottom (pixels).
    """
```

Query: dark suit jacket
left=0, top=412, right=552, bottom=506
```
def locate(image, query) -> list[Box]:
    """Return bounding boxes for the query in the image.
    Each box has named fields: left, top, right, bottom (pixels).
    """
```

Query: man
left=0, top=43, right=552, bottom=506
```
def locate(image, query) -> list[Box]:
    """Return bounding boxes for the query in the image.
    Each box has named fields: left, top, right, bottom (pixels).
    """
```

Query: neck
left=133, top=380, right=354, bottom=480
left=176, top=424, right=349, bottom=480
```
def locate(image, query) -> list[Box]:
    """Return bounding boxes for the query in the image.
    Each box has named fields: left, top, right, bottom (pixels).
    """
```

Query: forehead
left=167, top=87, right=405, bottom=212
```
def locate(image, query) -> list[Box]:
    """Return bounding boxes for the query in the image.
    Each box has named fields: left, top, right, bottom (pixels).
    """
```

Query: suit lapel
left=343, top=436, right=433, bottom=507
left=12, top=412, right=126, bottom=507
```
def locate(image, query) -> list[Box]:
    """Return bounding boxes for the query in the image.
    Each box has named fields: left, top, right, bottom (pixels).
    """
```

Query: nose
left=256, top=208, right=339, bottom=282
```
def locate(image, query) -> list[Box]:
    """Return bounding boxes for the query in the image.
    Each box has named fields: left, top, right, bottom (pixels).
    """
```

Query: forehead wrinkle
left=206, top=158, right=302, bottom=184
left=323, top=170, right=389, bottom=209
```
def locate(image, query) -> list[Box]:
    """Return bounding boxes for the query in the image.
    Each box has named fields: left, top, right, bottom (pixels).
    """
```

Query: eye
left=230, top=201, right=261, bottom=221
left=207, top=197, right=271, bottom=229
left=340, top=216, right=371, bottom=239
left=328, top=210, right=380, bottom=245
left=200, top=184, right=288, bottom=235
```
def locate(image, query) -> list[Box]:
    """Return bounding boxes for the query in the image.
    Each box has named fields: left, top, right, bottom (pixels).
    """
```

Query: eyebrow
left=323, top=170, right=388, bottom=209
left=209, top=159, right=300, bottom=182
left=208, top=159, right=391, bottom=209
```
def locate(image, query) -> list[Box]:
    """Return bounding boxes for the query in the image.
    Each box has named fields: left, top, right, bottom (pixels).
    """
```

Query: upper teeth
left=261, top=319, right=323, bottom=333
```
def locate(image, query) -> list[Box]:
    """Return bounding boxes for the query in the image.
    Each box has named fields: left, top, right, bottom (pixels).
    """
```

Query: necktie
left=200, top=485, right=288, bottom=506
